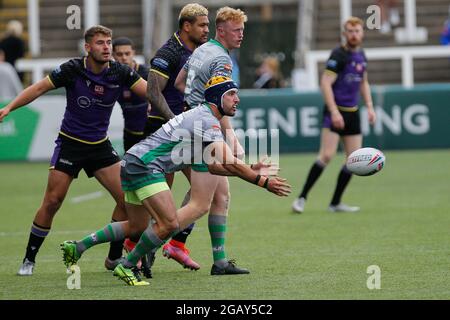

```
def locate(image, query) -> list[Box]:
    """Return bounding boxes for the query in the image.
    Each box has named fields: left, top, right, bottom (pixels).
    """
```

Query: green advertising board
left=235, top=84, right=450, bottom=153
left=0, top=103, right=39, bottom=160
left=0, top=84, right=449, bottom=161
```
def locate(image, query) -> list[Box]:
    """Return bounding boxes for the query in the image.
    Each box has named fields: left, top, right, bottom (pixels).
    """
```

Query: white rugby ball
left=346, top=147, right=385, bottom=176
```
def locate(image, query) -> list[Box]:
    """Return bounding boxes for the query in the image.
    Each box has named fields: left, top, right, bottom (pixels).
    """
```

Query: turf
left=0, top=149, right=449, bottom=300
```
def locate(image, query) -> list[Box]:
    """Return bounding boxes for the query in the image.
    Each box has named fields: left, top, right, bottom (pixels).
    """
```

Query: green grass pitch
left=0, top=150, right=449, bottom=300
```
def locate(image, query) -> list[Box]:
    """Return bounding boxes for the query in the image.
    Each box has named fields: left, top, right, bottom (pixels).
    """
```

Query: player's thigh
left=93, top=162, right=123, bottom=202
left=190, top=170, right=219, bottom=209
left=342, top=134, right=363, bottom=158
left=318, top=128, right=340, bottom=162
left=142, top=190, right=178, bottom=230
left=44, top=169, right=74, bottom=202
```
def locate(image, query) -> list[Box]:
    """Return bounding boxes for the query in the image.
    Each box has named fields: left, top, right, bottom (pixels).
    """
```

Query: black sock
left=24, top=222, right=51, bottom=263
left=108, top=220, right=124, bottom=260
left=330, top=165, right=353, bottom=206
left=299, top=160, right=325, bottom=199
left=171, top=223, right=195, bottom=244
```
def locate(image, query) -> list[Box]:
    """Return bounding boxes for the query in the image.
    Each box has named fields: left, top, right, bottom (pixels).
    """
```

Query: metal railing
left=16, top=56, right=146, bottom=84
left=304, top=45, right=450, bottom=90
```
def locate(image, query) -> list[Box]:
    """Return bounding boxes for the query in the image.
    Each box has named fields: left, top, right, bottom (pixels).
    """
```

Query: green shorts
left=124, top=182, right=170, bottom=205
left=121, top=154, right=170, bottom=205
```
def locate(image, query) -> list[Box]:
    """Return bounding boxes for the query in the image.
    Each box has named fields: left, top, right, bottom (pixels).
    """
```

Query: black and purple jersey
left=148, top=32, right=193, bottom=118
left=47, top=57, right=142, bottom=144
left=325, top=46, right=367, bottom=109
left=117, top=63, right=149, bottom=134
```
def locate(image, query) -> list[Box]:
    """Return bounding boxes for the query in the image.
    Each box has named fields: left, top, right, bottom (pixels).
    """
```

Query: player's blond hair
left=6, top=20, right=23, bottom=37
left=216, top=6, right=247, bottom=26
left=84, top=25, right=112, bottom=43
left=343, top=16, right=364, bottom=30
left=178, top=3, right=208, bottom=29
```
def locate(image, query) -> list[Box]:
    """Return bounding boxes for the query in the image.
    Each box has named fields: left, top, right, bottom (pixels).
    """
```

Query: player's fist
left=331, top=110, right=344, bottom=130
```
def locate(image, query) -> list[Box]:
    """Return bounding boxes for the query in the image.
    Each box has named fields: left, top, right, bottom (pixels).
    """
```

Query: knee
left=193, top=200, right=211, bottom=216
left=42, top=194, right=64, bottom=215
left=319, top=153, right=334, bottom=165
left=159, top=218, right=180, bottom=239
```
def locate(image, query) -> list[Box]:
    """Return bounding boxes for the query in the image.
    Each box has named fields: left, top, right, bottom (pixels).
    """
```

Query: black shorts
left=322, top=106, right=361, bottom=136
left=50, top=134, right=120, bottom=178
left=123, top=130, right=145, bottom=152
left=144, top=116, right=166, bottom=137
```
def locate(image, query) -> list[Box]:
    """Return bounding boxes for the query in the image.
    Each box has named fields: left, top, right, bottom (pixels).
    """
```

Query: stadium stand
left=314, top=0, right=450, bottom=84
left=5, top=0, right=450, bottom=85
left=0, top=0, right=28, bottom=44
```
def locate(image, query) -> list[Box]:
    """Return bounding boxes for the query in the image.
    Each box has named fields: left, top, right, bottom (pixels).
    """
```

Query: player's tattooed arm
left=147, top=71, right=175, bottom=121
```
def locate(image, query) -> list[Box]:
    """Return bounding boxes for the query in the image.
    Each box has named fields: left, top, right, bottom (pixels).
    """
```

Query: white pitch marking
left=70, top=191, right=104, bottom=203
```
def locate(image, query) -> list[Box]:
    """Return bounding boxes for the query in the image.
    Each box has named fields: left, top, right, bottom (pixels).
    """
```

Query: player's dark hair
left=112, top=37, right=134, bottom=50
left=84, top=25, right=112, bottom=43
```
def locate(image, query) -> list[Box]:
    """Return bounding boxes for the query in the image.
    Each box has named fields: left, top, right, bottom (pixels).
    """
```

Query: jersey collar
left=209, top=39, right=229, bottom=54
left=83, top=56, right=110, bottom=73
left=174, top=32, right=193, bottom=53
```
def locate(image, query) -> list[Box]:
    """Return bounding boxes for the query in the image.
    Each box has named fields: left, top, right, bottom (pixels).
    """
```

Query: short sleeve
left=150, top=46, right=179, bottom=79
left=325, top=48, right=347, bottom=74
left=209, top=55, right=233, bottom=78
left=120, top=64, right=142, bottom=88
left=182, top=57, right=190, bottom=71
left=48, top=60, right=77, bottom=88
left=199, top=117, right=223, bottom=143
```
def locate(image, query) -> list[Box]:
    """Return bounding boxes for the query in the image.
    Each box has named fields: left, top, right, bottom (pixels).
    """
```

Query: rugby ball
left=346, top=147, right=385, bottom=176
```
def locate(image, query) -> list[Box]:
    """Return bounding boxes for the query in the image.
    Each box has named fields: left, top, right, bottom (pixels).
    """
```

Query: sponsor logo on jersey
left=153, top=58, right=169, bottom=70
left=77, top=96, right=91, bottom=108
left=327, top=59, right=337, bottom=68
left=95, top=85, right=104, bottom=95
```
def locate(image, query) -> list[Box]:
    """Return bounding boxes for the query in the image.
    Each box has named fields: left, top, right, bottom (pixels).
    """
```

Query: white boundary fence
left=304, top=45, right=450, bottom=90
left=15, top=46, right=450, bottom=88
left=16, top=56, right=146, bottom=84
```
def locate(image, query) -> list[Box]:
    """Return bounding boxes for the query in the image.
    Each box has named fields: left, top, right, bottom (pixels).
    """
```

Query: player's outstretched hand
left=0, top=107, right=10, bottom=123
left=266, top=177, right=291, bottom=197
left=251, top=157, right=280, bottom=176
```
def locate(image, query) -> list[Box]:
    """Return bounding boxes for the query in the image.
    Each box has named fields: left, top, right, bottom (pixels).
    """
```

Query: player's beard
left=347, top=37, right=362, bottom=49
left=190, top=34, right=208, bottom=46
left=91, top=51, right=111, bottom=65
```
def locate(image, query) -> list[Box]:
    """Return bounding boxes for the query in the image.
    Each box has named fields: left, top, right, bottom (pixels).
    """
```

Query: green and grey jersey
left=126, top=104, right=223, bottom=173
left=183, top=39, right=233, bottom=107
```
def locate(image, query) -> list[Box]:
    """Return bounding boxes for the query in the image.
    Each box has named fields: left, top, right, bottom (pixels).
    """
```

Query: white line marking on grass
left=0, top=230, right=93, bottom=237
left=70, top=191, right=104, bottom=203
